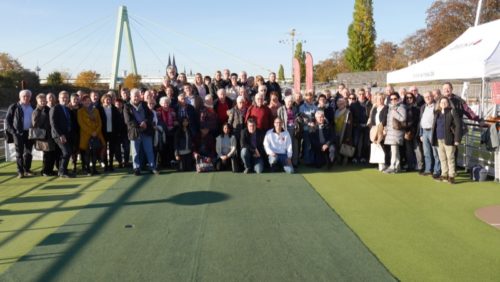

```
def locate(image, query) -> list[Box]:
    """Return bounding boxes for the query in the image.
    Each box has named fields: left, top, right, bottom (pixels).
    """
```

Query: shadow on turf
left=166, top=191, right=230, bottom=206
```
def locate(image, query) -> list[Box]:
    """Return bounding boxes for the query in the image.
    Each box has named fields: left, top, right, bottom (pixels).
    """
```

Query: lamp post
left=279, top=28, right=306, bottom=81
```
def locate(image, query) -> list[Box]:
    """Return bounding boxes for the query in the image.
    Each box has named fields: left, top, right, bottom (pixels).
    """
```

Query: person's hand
left=59, top=135, right=67, bottom=144
left=270, top=152, right=276, bottom=157
left=175, top=155, right=180, bottom=161
left=420, top=136, right=423, bottom=142
left=286, top=158, right=292, bottom=166
left=322, top=144, right=328, bottom=152
left=194, top=152, right=199, bottom=159
left=254, top=150, right=260, bottom=158
left=140, top=121, right=147, bottom=129
left=454, top=142, right=460, bottom=146
left=91, top=131, right=97, bottom=137
left=221, top=155, right=227, bottom=161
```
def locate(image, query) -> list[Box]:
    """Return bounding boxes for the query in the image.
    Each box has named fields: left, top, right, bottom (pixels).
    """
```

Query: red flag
left=305, top=52, right=314, bottom=92
left=293, top=58, right=301, bottom=95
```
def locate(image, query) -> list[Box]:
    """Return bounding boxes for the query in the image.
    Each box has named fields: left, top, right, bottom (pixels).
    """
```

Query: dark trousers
left=115, top=136, right=130, bottom=165
left=215, top=156, right=239, bottom=172
left=13, top=131, right=33, bottom=174
left=178, top=153, right=194, bottom=171
left=42, top=150, right=57, bottom=175
left=54, top=138, right=73, bottom=175
left=104, top=132, right=118, bottom=169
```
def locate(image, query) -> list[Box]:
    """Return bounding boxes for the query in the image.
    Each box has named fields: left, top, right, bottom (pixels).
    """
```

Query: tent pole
left=475, top=0, right=483, bottom=26
left=480, top=77, right=486, bottom=119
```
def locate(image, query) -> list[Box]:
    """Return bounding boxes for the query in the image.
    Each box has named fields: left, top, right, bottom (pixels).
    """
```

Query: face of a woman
left=440, top=98, right=449, bottom=109
left=82, top=98, right=91, bottom=107
left=223, top=125, right=230, bottom=134
left=103, top=97, right=111, bottom=106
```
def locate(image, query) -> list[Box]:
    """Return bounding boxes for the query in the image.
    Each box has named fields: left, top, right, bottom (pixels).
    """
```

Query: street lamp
left=279, top=28, right=306, bottom=81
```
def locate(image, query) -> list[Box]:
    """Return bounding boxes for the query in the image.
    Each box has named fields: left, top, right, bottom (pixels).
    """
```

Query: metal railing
left=457, top=120, right=496, bottom=177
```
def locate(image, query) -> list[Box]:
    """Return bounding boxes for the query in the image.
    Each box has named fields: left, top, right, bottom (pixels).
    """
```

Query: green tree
left=75, top=70, right=100, bottom=88
left=46, top=71, right=64, bottom=86
left=345, top=0, right=376, bottom=71
left=277, top=64, right=285, bottom=82
left=294, top=42, right=306, bottom=83
left=123, top=73, right=142, bottom=89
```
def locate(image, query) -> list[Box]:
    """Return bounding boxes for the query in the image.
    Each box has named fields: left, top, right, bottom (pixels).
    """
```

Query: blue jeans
left=131, top=133, right=156, bottom=171
left=421, top=129, right=441, bottom=175
left=268, top=153, right=294, bottom=174
left=241, top=148, right=264, bottom=173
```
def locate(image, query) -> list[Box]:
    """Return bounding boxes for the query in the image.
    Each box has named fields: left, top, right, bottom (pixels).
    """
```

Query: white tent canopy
left=387, top=19, right=500, bottom=84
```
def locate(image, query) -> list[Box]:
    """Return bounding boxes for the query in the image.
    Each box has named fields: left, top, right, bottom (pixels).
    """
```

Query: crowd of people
left=5, top=66, right=480, bottom=184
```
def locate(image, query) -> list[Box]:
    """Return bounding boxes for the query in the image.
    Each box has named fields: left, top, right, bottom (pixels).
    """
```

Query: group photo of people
left=5, top=66, right=479, bottom=184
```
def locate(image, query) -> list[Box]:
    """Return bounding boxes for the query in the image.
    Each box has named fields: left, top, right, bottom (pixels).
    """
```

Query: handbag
left=28, top=128, right=46, bottom=140
left=369, top=143, right=385, bottom=164
left=392, top=118, right=403, bottom=130
left=339, top=143, right=355, bottom=158
left=196, top=156, right=214, bottom=173
left=89, top=137, right=102, bottom=151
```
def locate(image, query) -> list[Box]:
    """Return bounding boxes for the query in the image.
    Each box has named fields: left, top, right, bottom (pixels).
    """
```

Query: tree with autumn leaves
left=314, top=0, right=500, bottom=82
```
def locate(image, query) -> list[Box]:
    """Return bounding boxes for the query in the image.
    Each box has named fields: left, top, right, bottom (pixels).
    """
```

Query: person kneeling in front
left=240, top=118, right=265, bottom=174
left=263, top=117, right=294, bottom=174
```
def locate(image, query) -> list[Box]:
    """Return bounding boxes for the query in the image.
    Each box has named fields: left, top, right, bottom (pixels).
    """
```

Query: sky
left=0, top=0, right=435, bottom=79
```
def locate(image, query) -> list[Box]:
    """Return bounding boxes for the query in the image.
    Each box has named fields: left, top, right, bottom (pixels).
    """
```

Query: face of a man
left=20, top=92, right=31, bottom=105
left=423, top=93, right=433, bottom=105
left=247, top=122, right=256, bottom=133
left=131, top=93, right=141, bottom=105
left=316, top=114, right=325, bottom=124
left=59, top=94, right=69, bottom=106
left=442, top=84, right=452, bottom=97
left=269, top=73, right=276, bottom=82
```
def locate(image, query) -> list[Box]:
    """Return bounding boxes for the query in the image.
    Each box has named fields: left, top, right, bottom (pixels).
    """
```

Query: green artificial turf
left=1, top=170, right=394, bottom=281
left=303, top=166, right=500, bottom=281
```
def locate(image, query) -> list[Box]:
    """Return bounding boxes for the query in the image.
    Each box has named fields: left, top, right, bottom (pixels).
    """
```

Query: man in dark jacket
left=310, top=111, right=336, bottom=169
left=240, top=118, right=265, bottom=173
left=6, top=89, right=34, bottom=178
left=123, top=88, right=159, bottom=176
left=50, top=91, right=75, bottom=178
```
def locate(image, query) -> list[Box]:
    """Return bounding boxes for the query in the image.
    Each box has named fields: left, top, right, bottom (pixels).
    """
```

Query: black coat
left=32, top=106, right=51, bottom=140
left=175, top=104, right=199, bottom=136
left=309, top=123, right=336, bottom=149
left=50, top=104, right=73, bottom=139
left=431, top=108, right=462, bottom=146
left=98, top=105, right=122, bottom=140
left=123, top=101, right=154, bottom=140
left=240, top=128, right=265, bottom=156
left=368, top=106, right=388, bottom=127
left=6, top=102, right=33, bottom=136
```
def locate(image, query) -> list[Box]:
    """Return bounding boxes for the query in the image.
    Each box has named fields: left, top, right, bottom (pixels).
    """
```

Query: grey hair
left=159, top=96, right=171, bottom=105
left=19, top=89, right=32, bottom=98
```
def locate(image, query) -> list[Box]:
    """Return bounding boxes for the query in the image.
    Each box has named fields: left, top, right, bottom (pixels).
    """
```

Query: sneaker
left=440, top=176, right=449, bottom=183
left=383, top=168, right=395, bottom=174
left=59, top=174, right=75, bottom=179
left=243, top=168, right=250, bottom=174
left=448, top=177, right=455, bottom=184
left=134, top=169, right=141, bottom=176
left=152, top=169, right=159, bottom=175
left=24, top=171, right=35, bottom=177
left=17, top=173, right=24, bottom=179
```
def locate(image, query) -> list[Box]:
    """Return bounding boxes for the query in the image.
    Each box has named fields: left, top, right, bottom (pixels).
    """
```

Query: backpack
left=471, top=165, right=488, bottom=182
